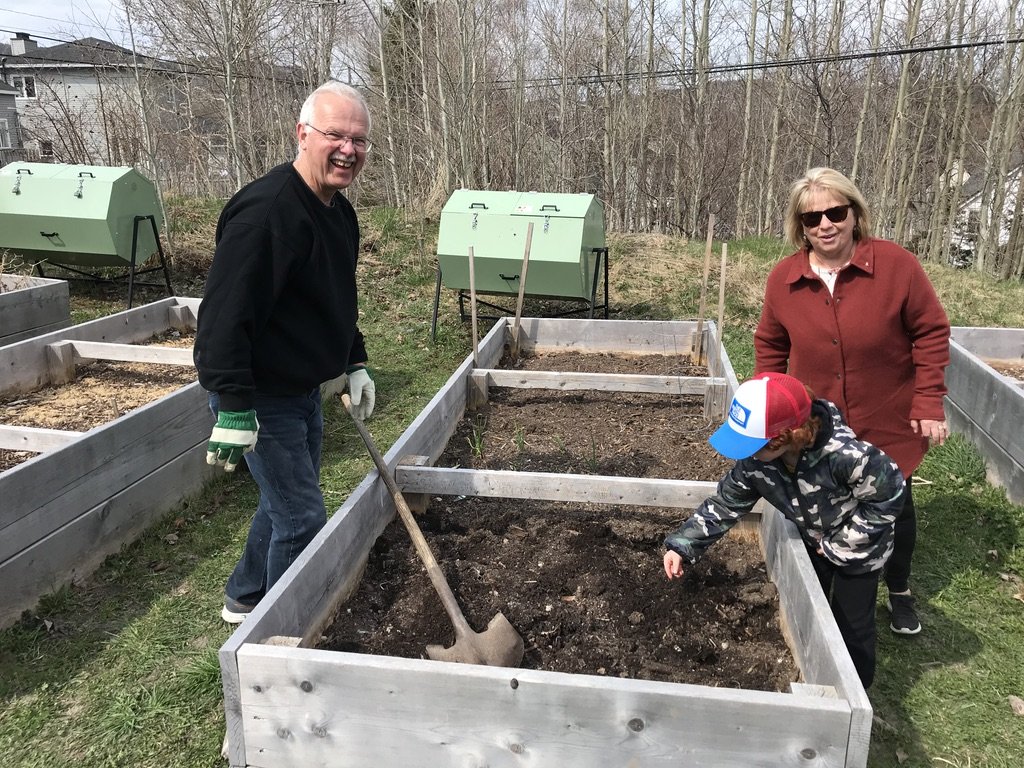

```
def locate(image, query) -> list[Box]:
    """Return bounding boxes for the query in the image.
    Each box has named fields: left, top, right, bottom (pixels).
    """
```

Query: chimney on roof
left=10, top=33, right=39, bottom=56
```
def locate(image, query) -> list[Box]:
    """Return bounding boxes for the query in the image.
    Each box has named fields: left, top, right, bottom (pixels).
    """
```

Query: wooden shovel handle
left=341, top=394, right=472, bottom=639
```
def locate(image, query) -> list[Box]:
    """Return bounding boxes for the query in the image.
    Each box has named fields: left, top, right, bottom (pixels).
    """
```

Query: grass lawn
left=1, top=212, right=1023, bottom=767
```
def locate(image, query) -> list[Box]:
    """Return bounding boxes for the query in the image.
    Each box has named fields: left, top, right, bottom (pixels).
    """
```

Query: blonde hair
left=783, top=167, right=873, bottom=250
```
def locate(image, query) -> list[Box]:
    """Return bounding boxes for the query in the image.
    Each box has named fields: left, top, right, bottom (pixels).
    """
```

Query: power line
left=0, top=6, right=119, bottom=44
left=3, top=23, right=1022, bottom=91
left=495, top=34, right=1024, bottom=90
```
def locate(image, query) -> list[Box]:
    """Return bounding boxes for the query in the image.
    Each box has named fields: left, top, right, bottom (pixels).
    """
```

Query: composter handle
left=78, top=171, right=95, bottom=178
left=469, top=202, right=488, bottom=209
left=40, top=231, right=59, bottom=238
left=540, top=204, right=560, bottom=211
left=16, top=168, right=33, bottom=175
left=499, top=273, right=520, bottom=281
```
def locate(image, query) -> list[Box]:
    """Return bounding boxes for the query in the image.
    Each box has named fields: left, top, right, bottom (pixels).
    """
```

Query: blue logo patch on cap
left=729, top=400, right=751, bottom=428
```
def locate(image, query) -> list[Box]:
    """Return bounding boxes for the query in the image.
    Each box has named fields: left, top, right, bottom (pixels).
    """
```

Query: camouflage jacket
left=665, top=400, right=906, bottom=575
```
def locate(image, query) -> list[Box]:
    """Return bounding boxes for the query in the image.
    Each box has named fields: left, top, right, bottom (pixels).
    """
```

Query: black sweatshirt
left=194, top=163, right=367, bottom=412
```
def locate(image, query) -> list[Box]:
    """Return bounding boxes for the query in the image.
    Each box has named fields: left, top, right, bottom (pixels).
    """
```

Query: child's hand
left=664, top=550, right=685, bottom=579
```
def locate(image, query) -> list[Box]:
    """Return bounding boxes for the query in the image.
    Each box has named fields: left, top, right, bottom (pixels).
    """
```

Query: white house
left=0, top=79, right=24, bottom=165
left=949, top=160, right=1023, bottom=262
left=1, top=32, right=180, bottom=166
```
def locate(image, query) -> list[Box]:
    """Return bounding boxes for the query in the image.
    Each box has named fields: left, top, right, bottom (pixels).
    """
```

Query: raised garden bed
left=319, top=354, right=792, bottom=691
left=947, top=326, right=1024, bottom=505
left=219, top=317, right=872, bottom=768
left=0, top=297, right=216, bottom=628
left=0, top=273, right=70, bottom=346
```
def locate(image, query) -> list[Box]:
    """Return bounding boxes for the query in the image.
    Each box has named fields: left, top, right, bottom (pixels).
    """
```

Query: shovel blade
left=425, top=612, right=525, bottom=668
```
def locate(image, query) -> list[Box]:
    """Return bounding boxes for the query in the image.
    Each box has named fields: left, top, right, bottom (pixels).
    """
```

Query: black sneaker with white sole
left=887, top=593, right=921, bottom=635
left=221, top=596, right=256, bottom=624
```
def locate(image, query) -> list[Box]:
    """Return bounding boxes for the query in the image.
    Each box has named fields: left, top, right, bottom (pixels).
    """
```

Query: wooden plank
left=0, top=383, right=212, bottom=559
left=481, top=368, right=725, bottom=395
left=759, top=504, right=871, bottom=768
left=517, top=317, right=701, bottom=357
left=951, top=326, right=1024, bottom=360
left=45, top=340, right=76, bottom=385
left=466, top=369, right=488, bottom=411
left=168, top=304, right=197, bottom=331
left=947, top=342, right=1024, bottom=463
left=1, top=319, right=72, bottom=347
left=0, top=443, right=216, bottom=627
left=66, top=340, right=195, bottom=366
left=791, top=683, right=839, bottom=699
left=0, top=274, right=69, bottom=345
left=397, top=455, right=431, bottom=514
left=236, top=644, right=851, bottom=768
left=0, top=425, right=84, bottom=452
left=0, top=297, right=196, bottom=394
left=395, top=466, right=718, bottom=509
left=946, top=398, right=1024, bottom=505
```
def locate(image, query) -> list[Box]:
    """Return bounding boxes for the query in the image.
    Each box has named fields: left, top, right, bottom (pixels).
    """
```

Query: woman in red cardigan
left=754, top=166, right=951, bottom=635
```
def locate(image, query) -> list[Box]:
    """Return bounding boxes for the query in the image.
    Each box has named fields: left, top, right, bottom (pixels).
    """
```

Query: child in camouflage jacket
left=663, top=372, right=905, bottom=687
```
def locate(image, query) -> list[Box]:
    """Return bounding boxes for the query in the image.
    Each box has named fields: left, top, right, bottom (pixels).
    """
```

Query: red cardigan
left=754, top=237, right=950, bottom=476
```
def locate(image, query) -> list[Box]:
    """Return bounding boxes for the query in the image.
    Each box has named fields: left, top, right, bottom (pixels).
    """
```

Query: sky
left=0, top=0, right=126, bottom=50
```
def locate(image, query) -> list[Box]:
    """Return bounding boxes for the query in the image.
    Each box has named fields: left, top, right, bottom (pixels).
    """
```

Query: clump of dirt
left=319, top=350, right=800, bottom=692
left=0, top=329, right=196, bottom=472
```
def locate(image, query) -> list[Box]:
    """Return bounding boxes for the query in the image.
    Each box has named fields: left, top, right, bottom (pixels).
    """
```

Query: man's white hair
left=298, top=81, right=371, bottom=132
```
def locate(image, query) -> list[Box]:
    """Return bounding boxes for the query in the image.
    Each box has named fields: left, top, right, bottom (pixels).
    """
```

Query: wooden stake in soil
left=468, top=245, right=479, bottom=367
left=717, top=242, right=728, bottom=419
left=692, top=214, right=716, bottom=363
left=510, top=222, right=534, bottom=361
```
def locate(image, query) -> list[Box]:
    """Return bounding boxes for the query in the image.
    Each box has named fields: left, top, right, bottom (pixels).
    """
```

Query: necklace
left=811, top=255, right=851, bottom=276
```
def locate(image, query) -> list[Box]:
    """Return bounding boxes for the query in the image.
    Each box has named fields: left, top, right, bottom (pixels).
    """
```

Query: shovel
left=341, top=394, right=525, bottom=668
left=509, top=221, right=534, bottom=361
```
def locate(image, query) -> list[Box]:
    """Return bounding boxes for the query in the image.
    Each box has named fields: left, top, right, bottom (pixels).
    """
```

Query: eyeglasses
left=304, top=123, right=372, bottom=152
left=799, top=204, right=851, bottom=229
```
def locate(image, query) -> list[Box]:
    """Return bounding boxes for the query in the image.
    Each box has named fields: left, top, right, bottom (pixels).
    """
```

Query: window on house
left=39, top=140, right=53, bottom=158
left=12, top=75, right=37, bottom=98
left=0, top=119, right=11, bottom=149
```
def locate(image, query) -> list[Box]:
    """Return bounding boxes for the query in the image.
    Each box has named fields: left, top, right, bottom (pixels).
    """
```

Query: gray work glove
left=345, top=366, right=376, bottom=420
left=206, top=409, right=259, bottom=472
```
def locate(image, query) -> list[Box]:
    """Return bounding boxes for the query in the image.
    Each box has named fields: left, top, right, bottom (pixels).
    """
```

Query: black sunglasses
left=799, top=204, right=852, bottom=228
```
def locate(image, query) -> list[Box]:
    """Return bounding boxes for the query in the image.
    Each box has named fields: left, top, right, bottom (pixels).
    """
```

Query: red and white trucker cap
left=709, top=372, right=813, bottom=460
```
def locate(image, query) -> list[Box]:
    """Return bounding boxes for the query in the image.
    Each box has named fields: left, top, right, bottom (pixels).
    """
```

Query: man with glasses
left=194, top=81, right=377, bottom=624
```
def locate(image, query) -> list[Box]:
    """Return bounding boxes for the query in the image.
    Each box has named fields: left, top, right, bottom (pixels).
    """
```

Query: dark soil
left=319, top=351, right=800, bottom=692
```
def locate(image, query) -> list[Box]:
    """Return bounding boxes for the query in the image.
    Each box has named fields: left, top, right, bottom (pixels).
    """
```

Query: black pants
left=884, top=480, right=917, bottom=593
left=809, top=553, right=880, bottom=689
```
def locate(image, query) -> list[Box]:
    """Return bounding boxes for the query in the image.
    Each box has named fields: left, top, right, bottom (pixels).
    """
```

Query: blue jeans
left=210, top=389, right=326, bottom=607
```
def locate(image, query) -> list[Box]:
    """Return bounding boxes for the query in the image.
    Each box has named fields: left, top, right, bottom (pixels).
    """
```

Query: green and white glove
left=206, top=409, right=259, bottom=472
left=346, top=365, right=376, bottom=421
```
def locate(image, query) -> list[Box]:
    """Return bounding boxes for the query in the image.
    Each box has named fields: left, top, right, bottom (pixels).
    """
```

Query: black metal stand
left=35, top=215, right=174, bottom=309
left=430, top=247, right=610, bottom=341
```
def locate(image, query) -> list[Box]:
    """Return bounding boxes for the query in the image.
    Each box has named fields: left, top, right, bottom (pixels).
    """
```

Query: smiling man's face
left=294, top=92, right=370, bottom=204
